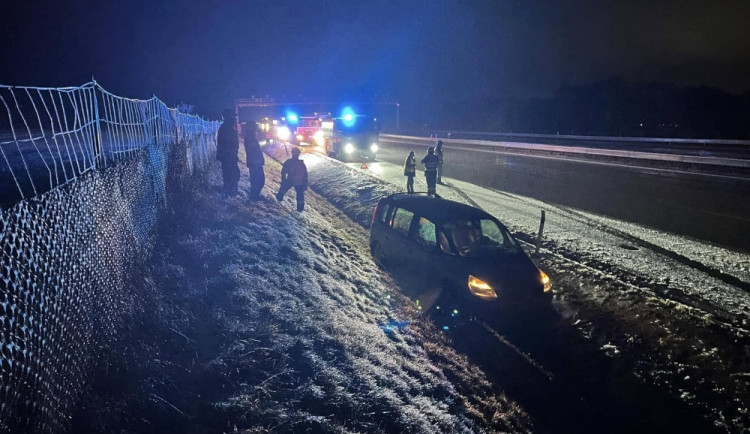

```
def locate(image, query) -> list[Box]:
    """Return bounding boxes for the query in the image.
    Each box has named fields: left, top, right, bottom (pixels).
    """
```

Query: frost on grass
left=261, top=143, right=749, bottom=432
left=148, top=162, right=536, bottom=433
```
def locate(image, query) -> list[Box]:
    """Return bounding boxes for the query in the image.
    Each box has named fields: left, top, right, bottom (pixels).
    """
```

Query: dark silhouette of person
left=404, top=150, right=416, bottom=193
left=216, top=109, right=240, bottom=196
left=243, top=122, right=265, bottom=201
left=435, top=140, right=445, bottom=184
left=276, top=147, right=308, bottom=211
left=421, top=147, right=440, bottom=197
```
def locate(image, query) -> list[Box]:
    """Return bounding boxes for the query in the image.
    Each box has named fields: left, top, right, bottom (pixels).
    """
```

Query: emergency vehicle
left=257, top=117, right=291, bottom=143
left=321, top=114, right=380, bottom=161
left=294, top=116, right=325, bottom=146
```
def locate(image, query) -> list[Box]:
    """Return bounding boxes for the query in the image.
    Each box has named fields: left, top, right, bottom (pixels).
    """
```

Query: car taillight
left=372, top=205, right=378, bottom=223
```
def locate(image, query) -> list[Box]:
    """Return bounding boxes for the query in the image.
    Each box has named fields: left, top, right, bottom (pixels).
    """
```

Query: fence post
left=92, top=81, right=105, bottom=169
left=535, top=209, right=546, bottom=255
left=153, top=97, right=159, bottom=146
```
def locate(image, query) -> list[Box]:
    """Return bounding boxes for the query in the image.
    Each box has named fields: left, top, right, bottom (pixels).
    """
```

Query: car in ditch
left=369, top=193, right=552, bottom=318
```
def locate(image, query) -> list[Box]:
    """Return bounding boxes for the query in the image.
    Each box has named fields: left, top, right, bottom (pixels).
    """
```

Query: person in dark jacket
left=403, top=150, right=416, bottom=193
left=216, top=109, right=240, bottom=195
left=421, top=147, right=440, bottom=197
left=276, top=147, right=308, bottom=211
left=435, top=140, right=445, bottom=184
left=243, top=122, right=265, bottom=201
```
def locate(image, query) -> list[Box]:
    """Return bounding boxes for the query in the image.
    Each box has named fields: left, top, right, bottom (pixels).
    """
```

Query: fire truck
left=294, top=116, right=324, bottom=146
left=321, top=115, right=380, bottom=161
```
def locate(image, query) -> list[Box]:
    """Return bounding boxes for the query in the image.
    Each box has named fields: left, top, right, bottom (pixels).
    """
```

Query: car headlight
left=540, top=270, right=552, bottom=293
left=468, top=275, right=498, bottom=300
left=344, top=143, right=355, bottom=153
left=296, top=134, right=304, bottom=141
left=370, top=143, right=379, bottom=153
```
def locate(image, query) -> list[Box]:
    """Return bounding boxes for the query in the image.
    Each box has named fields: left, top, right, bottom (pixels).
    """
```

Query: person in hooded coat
left=276, top=147, right=308, bottom=211
left=243, top=122, right=265, bottom=200
left=216, top=109, right=240, bottom=195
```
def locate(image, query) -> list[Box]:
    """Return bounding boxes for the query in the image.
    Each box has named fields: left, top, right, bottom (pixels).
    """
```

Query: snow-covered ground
left=73, top=140, right=749, bottom=433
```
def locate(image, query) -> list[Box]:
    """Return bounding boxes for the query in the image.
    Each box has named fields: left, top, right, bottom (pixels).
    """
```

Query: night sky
left=2, top=0, right=749, bottom=118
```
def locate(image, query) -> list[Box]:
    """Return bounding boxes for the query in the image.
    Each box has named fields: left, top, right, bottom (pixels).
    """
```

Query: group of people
left=216, top=107, right=447, bottom=210
left=403, top=140, right=444, bottom=196
left=215, top=109, right=308, bottom=211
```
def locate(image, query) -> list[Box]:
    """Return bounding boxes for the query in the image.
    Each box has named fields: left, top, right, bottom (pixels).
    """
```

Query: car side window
left=391, top=207, right=414, bottom=236
left=414, top=217, right=436, bottom=246
left=377, top=203, right=391, bottom=224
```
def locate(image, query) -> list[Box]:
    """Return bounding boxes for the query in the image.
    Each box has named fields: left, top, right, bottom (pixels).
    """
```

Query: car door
left=410, top=215, right=438, bottom=280
left=383, top=206, right=417, bottom=267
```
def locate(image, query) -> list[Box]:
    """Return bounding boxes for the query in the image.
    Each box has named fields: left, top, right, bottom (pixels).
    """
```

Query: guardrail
left=396, top=129, right=750, bottom=146
left=381, top=134, right=750, bottom=171
left=389, top=129, right=750, bottom=160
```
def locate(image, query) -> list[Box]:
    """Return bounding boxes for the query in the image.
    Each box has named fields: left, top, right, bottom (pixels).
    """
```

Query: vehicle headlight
left=370, top=143, right=379, bottom=153
left=344, top=143, right=355, bottom=153
left=296, top=134, right=304, bottom=141
left=277, top=126, right=291, bottom=140
left=540, top=270, right=552, bottom=293
left=468, top=275, right=498, bottom=300
left=314, top=131, right=324, bottom=146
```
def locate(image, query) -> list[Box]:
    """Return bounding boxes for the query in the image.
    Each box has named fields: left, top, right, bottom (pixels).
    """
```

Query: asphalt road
left=376, top=139, right=750, bottom=252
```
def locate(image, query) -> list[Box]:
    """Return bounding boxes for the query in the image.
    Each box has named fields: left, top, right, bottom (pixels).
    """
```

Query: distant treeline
left=425, top=79, right=750, bottom=140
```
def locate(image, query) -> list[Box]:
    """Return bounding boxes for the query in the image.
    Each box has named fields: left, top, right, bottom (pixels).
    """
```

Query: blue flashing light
left=341, top=106, right=357, bottom=127
left=286, top=111, right=299, bottom=125
left=443, top=325, right=450, bottom=330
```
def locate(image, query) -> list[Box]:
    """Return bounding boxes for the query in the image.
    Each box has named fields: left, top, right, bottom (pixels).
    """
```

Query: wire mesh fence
left=0, top=81, right=220, bottom=432
left=0, top=81, right=219, bottom=209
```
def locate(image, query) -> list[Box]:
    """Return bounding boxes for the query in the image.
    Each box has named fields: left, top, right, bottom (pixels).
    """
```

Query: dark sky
left=2, top=0, right=749, bottom=117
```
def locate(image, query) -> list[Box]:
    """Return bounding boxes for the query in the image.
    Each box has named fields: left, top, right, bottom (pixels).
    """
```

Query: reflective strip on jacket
left=404, top=156, right=416, bottom=175
left=421, top=153, right=439, bottom=172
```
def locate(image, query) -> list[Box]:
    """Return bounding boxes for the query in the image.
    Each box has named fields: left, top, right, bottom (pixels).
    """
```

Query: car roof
left=380, top=193, right=496, bottom=224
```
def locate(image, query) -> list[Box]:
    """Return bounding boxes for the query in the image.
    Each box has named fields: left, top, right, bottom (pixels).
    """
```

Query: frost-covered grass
left=72, top=151, right=533, bottom=433
left=73, top=142, right=748, bottom=433
left=262, top=143, right=749, bottom=433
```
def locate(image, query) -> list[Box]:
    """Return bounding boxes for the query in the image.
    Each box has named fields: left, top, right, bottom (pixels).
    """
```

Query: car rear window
left=391, top=208, right=414, bottom=236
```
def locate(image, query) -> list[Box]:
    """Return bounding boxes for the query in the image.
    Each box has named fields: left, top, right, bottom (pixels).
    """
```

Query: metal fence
left=0, top=81, right=219, bottom=209
left=0, top=81, right=220, bottom=432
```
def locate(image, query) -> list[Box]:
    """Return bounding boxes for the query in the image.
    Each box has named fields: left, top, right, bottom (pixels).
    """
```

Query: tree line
left=426, top=79, right=750, bottom=140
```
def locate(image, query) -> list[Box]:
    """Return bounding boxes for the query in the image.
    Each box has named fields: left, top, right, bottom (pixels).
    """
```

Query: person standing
left=276, top=147, right=308, bottom=211
left=243, top=122, right=266, bottom=201
left=403, top=150, right=416, bottom=193
left=435, top=140, right=445, bottom=184
left=216, top=109, right=240, bottom=196
left=421, top=147, right=440, bottom=197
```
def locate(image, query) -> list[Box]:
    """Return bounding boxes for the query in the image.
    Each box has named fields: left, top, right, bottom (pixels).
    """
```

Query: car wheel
left=370, top=241, right=387, bottom=266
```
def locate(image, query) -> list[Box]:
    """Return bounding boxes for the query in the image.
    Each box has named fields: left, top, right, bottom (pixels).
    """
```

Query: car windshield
left=339, top=119, right=377, bottom=134
left=441, top=218, right=520, bottom=257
